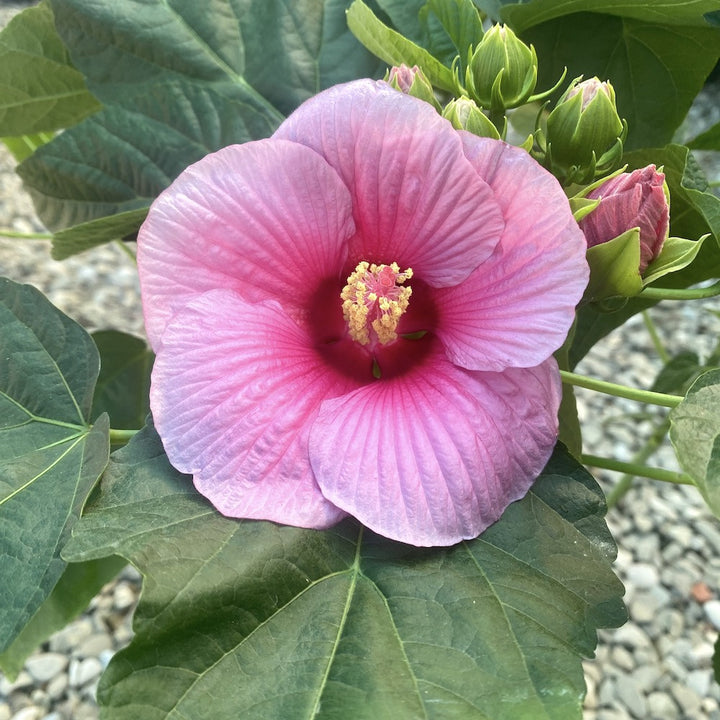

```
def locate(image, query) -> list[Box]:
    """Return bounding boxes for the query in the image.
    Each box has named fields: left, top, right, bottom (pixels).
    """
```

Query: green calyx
left=541, top=77, right=626, bottom=184
left=442, top=97, right=501, bottom=139
left=465, top=24, right=537, bottom=112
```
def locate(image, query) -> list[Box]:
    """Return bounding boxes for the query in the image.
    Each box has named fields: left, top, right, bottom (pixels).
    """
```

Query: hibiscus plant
left=1, top=0, right=720, bottom=718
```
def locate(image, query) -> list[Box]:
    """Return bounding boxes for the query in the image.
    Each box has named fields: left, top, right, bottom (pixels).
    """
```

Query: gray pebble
left=704, top=599, right=720, bottom=629
left=670, top=681, right=702, bottom=717
left=0, top=704, right=10, bottom=720
left=10, top=708, right=43, bottom=720
left=68, top=659, right=102, bottom=690
left=614, top=675, right=646, bottom=718
left=626, top=562, right=658, bottom=590
left=74, top=634, right=113, bottom=659
left=686, top=668, right=711, bottom=697
left=24, top=656, right=67, bottom=685
left=646, top=691, right=679, bottom=720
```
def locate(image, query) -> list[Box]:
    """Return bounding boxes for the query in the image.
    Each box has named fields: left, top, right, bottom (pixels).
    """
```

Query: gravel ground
left=2, top=3, right=720, bottom=719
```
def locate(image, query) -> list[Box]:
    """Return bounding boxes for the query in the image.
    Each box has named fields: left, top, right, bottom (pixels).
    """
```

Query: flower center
left=341, top=261, right=413, bottom=347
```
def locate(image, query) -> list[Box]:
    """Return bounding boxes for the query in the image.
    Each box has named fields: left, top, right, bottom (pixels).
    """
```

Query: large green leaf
left=0, top=1, right=101, bottom=136
left=504, top=4, right=720, bottom=150
left=503, top=0, right=720, bottom=29
left=0, top=555, right=125, bottom=679
left=0, top=278, right=109, bottom=652
left=670, top=369, right=720, bottom=517
left=16, top=0, right=383, bottom=255
left=65, top=424, right=625, bottom=719
left=91, top=331, right=153, bottom=432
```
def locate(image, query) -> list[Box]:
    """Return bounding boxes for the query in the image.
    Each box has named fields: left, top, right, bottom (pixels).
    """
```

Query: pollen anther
left=341, top=261, right=413, bottom=346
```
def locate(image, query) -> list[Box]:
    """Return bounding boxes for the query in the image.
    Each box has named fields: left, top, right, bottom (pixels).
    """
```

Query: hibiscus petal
left=274, top=80, right=504, bottom=287
left=151, top=289, right=359, bottom=529
left=138, top=139, right=354, bottom=348
left=310, top=344, right=560, bottom=546
left=435, top=136, right=589, bottom=371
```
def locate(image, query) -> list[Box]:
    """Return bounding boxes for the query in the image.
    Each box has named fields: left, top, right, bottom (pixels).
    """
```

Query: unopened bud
left=545, top=77, right=626, bottom=184
left=385, top=64, right=439, bottom=109
left=442, top=97, right=500, bottom=139
left=466, top=24, right=537, bottom=112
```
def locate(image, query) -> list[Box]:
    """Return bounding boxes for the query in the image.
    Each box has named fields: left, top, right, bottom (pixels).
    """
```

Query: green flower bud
left=385, top=64, right=440, bottom=110
left=442, top=97, right=500, bottom=139
left=465, top=24, right=537, bottom=112
left=544, top=77, right=626, bottom=185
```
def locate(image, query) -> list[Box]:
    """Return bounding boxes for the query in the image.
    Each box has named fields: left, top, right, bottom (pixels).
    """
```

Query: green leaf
left=1, top=132, right=55, bottom=162
left=17, top=0, right=384, bottom=250
left=670, top=369, right=720, bottom=517
left=65, top=425, right=625, bottom=719
left=17, top=81, right=280, bottom=233
left=642, top=235, right=708, bottom=286
left=511, top=8, right=720, bottom=150
left=0, top=0, right=101, bottom=136
left=347, top=0, right=457, bottom=92
left=0, top=555, right=125, bottom=679
left=503, top=0, right=720, bottom=30
left=688, top=120, right=720, bottom=150
left=420, top=0, right=485, bottom=69
left=51, top=209, right=148, bottom=260
left=91, top=332, right=153, bottom=432
left=651, top=351, right=702, bottom=395
left=0, top=278, right=109, bottom=652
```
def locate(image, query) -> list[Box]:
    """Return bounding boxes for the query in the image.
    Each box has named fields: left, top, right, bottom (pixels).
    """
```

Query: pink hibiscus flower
left=138, top=79, right=588, bottom=547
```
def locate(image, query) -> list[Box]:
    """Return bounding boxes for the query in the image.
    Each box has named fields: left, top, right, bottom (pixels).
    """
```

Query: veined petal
left=435, top=136, right=589, bottom=371
left=150, top=289, right=358, bottom=529
left=310, top=343, right=560, bottom=546
left=138, top=139, right=354, bottom=349
left=274, top=80, right=503, bottom=287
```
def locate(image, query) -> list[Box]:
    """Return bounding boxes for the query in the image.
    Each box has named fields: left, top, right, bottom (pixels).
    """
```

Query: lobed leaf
left=65, top=424, right=625, bottom=720
left=0, top=278, right=109, bottom=652
left=670, top=369, right=720, bottom=518
left=0, top=0, right=100, bottom=137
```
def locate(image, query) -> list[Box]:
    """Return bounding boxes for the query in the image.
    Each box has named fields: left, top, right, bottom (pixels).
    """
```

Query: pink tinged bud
left=387, top=64, right=420, bottom=93
left=580, top=165, right=669, bottom=273
left=568, top=77, right=613, bottom=110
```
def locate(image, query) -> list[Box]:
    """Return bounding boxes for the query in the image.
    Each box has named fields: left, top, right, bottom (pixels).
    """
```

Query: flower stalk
left=559, top=370, right=682, bottom=408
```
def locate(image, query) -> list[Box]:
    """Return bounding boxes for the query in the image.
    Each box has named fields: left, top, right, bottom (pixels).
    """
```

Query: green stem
left=0, top=229, right=52, bottom=240
left=559, top=370, right=682, bottom=408
left=639, top=281, right=720, bottom=300
left=642, top=310, right=669, bottom=364
left=582, top=454, right=692, bottom=486
left=109, top=428, right=139, bottom=444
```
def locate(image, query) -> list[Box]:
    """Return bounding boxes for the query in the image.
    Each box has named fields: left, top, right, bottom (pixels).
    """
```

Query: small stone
left=68, top=657, right=103, bottom=688
left=598, top=677, right=617, bottom=706
left=630, top=665, right=661, bottom=693
left=704, top=599, right=720, bottom=629
left=75, top=632, right=113, bottom=658
left=614, top=674, right=646, bottom=718
left=692, top=581, right=714, bottom=603
left=610, top=646, right=635, bottom=672
left=626, top=563, right=658, bottom=590
left=113, top=582, right=137, bottom=611
left=48, top=618, right=93, bottom=654
left=25, top=653, right=68, bottom=684
left=10, top=708, right=43, bottom=720
left=646, top=692, right=679, bottom=720
left=630, top=591, right=661, bottom=624
left=40, top=713, right=63, bottom=720
left=0, top=703, right=10, bottom=720
left=45, top=673, right=68, bottom=701
left=0, top=672, right=32, bottom=695
left=670, top=681, right=702, bottom=717
left=612, top=624, right=652, bottom=650
left=686, top=669, right=711, bottom=697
